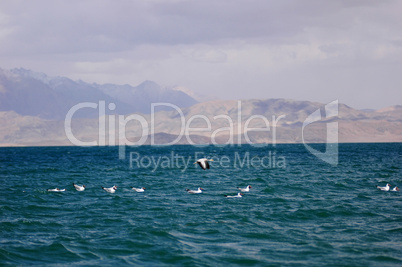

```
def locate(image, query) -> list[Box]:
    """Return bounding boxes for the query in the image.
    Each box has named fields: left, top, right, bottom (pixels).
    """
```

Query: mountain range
left=0, top=68, right=401, bottom=146
left=0, top=68, right=198, bottom=119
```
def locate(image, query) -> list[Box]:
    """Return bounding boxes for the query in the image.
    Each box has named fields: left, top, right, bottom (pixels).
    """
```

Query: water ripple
left=0, top=143, right=401, bottom=266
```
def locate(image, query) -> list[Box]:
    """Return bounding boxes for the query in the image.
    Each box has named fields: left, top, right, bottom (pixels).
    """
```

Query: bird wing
left=205, top=161, right=210, bottom=169
left=197, top=161, right=206, bottom=170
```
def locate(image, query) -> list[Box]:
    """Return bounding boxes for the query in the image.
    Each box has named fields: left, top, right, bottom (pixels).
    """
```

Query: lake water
left=0, top=143, right=401, bottom=266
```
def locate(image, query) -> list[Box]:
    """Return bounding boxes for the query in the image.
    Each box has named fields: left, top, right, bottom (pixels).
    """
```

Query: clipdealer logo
left=64, top=100, right=339, bottom=167
left=64, top=101, right=286, bottom=159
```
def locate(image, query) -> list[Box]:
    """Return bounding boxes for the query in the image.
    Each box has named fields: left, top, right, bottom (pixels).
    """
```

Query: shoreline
left=1, top=140, right=401, bottom=148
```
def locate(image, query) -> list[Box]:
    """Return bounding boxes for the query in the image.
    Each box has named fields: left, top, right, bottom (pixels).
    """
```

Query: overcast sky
left=1, top=0, right=401, bottom=109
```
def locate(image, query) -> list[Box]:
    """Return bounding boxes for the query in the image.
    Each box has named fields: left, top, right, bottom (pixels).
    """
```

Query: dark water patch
left=385, top=227, right=402, bottom=233
left=369, top=255, right=402, bottom=264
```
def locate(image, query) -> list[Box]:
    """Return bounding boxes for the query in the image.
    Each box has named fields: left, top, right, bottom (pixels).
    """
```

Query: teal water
left=0, top=143, right=401, bottom=266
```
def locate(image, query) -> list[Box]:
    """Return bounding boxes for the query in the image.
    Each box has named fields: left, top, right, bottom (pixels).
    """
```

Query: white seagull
left=102, top=185, right=117, bottom=193
left=194, top=158, right=214, bottom=170
left=391, top=186, right=400, bottom=191
left=225, top=192, right=243, bottom=198
left=47, top=188, right=65, bottom=192
left=186, top=187, right=203, bottom=194
left=132, top=187, right=145, bottom=192
left=73, top=183, right=86, bottom=191
left=376, top=183, right=391, bottom=191
left=238, top=185, right=252, bottom=192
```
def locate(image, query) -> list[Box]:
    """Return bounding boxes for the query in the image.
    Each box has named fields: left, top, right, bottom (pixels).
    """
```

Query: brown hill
left=1, top=99, right=400, bottom=146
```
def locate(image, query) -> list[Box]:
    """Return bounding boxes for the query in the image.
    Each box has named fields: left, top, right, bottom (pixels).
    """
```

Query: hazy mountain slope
left=94, top=81, right=198, bottom=114
left=0, top=68, right=198, bottom=119
left=0, top=70, right=67, bottom=119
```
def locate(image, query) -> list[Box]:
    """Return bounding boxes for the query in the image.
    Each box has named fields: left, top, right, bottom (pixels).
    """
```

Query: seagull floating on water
left=186, top=187, right=203, bottom=194
left=376, top=183, right=391, bottom=191
left=391, top=186, right=400, bottom=191
left=73, top=183, right=86, bottom=191
left=238, top=185, right=252, bottom=192
left=102, top=185, right=117, bottom=193
left=132, top=187, right=145, bottom=192
left=225, top=192, right=243, bottom=198
left=47, top=188, right=65, bottom=192
left=194, top=158, right=214, bottom=170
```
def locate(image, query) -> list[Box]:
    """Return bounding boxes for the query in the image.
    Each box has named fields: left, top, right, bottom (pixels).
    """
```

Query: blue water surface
left=0, top=143, right=401, bottom=266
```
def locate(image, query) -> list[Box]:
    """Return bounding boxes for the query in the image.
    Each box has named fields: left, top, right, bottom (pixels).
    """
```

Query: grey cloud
left=191, top=49, right=227, bottom=63
left=0, top=0, right=401, bottom=109
left=1, top=0, right=392, bottom=56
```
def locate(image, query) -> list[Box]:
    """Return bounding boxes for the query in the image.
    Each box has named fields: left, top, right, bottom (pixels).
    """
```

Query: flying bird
left=73, top=183, right=86, bottom=191
left=194, top=158, right=214, bottom=170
